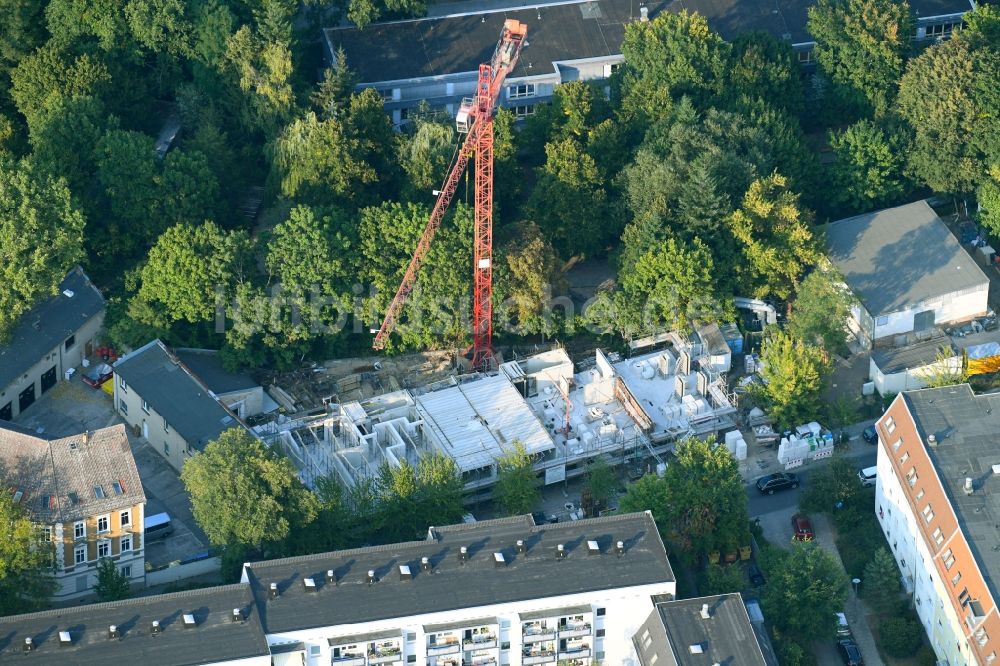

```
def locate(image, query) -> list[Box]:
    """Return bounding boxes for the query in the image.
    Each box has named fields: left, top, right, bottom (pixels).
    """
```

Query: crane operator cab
left=456, top=97, right=475, bottom=133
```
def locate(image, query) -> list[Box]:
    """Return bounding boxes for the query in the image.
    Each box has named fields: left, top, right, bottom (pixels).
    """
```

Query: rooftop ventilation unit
left=367, top=569, right=377, bottom=585
left=59, top=631, right=72, bottom=647
left=928, top=434, right=937, bottom=446
left=556, top=544, right=566, bottom=560
left=23, top=638, right=34, bottom=653
left=399, top=565, right=413, bottom=581
left=639, top=5, right=648, bottom=20
left=232, top=609, right=244, bottom=623
left=616, top=540, right=625, bottom=557
left=269, top=582, right=279, bottom=599
left=587, top=540, right=600, bottom=555
left=421, top=556, right=431, bottom=572
left=109, top=625, right=120, bottom=640
left=700, top=604, right=711, bottom=619
left=494, top=552, right=506, bottom=568
left=460, top=546, right=469, bottom=564
left=993, top=464, right=1000, bottom=476
left=516, top=539, right=527, bottom=554
left=689, top=643, right=704, bottom=654
left=303, top=577, right=317, bottom=591
left=151, top=620, right=162, bottom=635
left=965, top=477, right=974, bottom=495
left=327, top=569, right=336, bottom=584
left=182, top=614, right=197, bottom=628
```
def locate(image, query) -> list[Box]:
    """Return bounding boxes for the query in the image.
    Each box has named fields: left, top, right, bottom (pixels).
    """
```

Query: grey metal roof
left=902, top=385, right=1000, bottom=604
left=0, top=266, right=104, bottom=390
left=424, top=617, right=497, bottom=632
left=0, top=422, right=145, bottom=524
left=519, top=604, right=592, bottom=621
left=826, top=200, right=989, bottom=316
left=635, top=594, right=767, bottom=666
left=174, top=348, right=259, bottom=396
left=871, top=338, right=954, bottom=375
left=323, top=0, right=970, bottom=86
left=243, top=512, right=673, bottom=633
left=113, top=340, right=247, bottom=450
left=329, top=629, right=402, bottom=645
left=0, top=584, right=269, bottom=665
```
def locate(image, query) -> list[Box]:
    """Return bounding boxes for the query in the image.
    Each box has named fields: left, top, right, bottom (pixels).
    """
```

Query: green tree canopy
left=828, top=118, right=911, bottom=213
left=0, top=490, right=56, bottom=615
left=800, top=456, right=864, bottom=514
left=0, top=156, right=85, bottom=342
left=762, top=541, right=849, bottom=641
left=400, top=115, right=456, bottom=197
left=863, top=547, right=902, bottom=616
left=756, top=330, right=832, bottom=428
left=496, top=221, right=565, bottom=335
left=727, top=172, right=820, bottom=300
left=94, top=557, right=131, bottom=601
left=807, top=0, right=913, bottom=116
left=725, top=32, right=804, bottom=117
left=10, top=44, right=112, bottom=129
left=493, top=440, right=541, bottom=516
left=978, top=165, right=1000, bottom=238
left=181, top=428, right=320, bottom=550
left=787, top=267, right=855, bottom=356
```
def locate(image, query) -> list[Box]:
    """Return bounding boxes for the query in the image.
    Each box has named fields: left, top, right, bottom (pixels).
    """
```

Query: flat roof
left=634, top=594, right=767, bottom=666
left=0, top=422, right=145, bottom=523
left=826, top=200, right=988, bottom=316
left=113, top=340, right=247, bottom=450
left=323, top=0, right=971, bottom=85
left=242, top=512, right=673, bottom=633
left=903, top=385, right=1000, bottom=602
left=0, top=266, right=104, bottom=390
left=0, top=584, right=269, bottom=665
left=871, top=338, right=954, bottom=375
left=416, top=374, right=554, bottom=472
left=174, top=348, right=259, bottom=395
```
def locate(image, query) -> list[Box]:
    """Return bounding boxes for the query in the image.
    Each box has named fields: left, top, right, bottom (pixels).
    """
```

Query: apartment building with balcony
left=241, top=512, right=675, bottom=665
left=875, top=384, right=1000, bottom=665
left=0, top=421, right=146, bottom=600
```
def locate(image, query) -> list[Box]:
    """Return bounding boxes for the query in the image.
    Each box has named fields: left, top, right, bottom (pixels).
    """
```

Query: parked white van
left=858, top=466, right=877, bottom=487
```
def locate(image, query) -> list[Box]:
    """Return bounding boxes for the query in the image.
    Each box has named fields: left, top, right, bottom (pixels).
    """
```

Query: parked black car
left=862, top=426, right=878, bottom=445
left=838, top=639, right=864, bottom=665
left=748, top=565, right=765, bottom=587
left=755, top=472, right=799, bottom=495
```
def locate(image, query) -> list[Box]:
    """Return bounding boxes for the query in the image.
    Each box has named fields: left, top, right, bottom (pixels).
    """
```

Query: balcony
left=463, top=636, right=497, bottom=650
left=368, top=651, right=402, bottom=665
left=428, top=642, right=461, bottom=656
left=560, top=646, right=591, bottom=659
left=331, top=657, right=365, bottom=666
left=558, top=623, right=591, bottom=639
left=522, top=650, right=557, bottom=665
left=466, top=656, right=496, bottom=666
left=522, top=626, right=556, bottom=643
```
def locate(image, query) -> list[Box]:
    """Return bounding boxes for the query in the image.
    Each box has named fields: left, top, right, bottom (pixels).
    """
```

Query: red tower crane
left=371, top=19, right=528, bottom=372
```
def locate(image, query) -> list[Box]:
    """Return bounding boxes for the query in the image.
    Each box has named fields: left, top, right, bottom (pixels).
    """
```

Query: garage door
left=19, top=384, right=35, bottom=412
left=41, top=366, right=57, bottom=393
left=0, top=402, right=10, bottom=421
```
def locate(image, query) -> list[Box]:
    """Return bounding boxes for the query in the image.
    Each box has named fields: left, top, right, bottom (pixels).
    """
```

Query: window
left=900, top=452, right=910, bottom=464
left=74, top=544, right=86, bottom=564
left=916, top=488, right=925, bottom=501
left=906, top=467, right=918, bottom=487
left=926, top=21, right=961, bottom=38
left=97, top=515, right=110, bottom=533
left=164, top=441, right=170, bottom=456
left=119, top=400, right=128, bottom=416
left=508, top=83, right=535, bottom=99
left=953, top=572, right=962, bottom=586
left=641, top=629, right=652, bottom=650
left=885, top=416, right=896, bottom=433
left=141, top=399, right=150, bottom=414
left=119, top=376, right=127, bottom=391
left=797, top=49, right=815, bottom=64
left=163, top=418, right=170, bottom=433
left=596, top=607, right=606, bottom=616
left=648, top=654, right=657, bottom=664
left=98, top=540, right=110, bottom=558
left=513, top=104, right=536, bottom=118
left=892, top=437, right=903, bottom=451
left=74, top=521, right=85, bottom=539
left=94, top=485, right=105, bottom=499
left=943, top=549, right=956, bottom=570
left=120, top=510, right=130, bottom=527
left=64, top=335, right=75, bottom=350
left=120, top=535, right=132, bottom=552
left=113, top=481, right=124, bottom=495
left=596, top=628, right=606, bottom=637
left=121, top=564, right=132, bottom=578
left=406, top=633, right=416, bottom=642
left=407, top=657, right=416, bottom=664
left=923, top=504, right=934, bottom=523
left=309, top=646, right=321, bottom=656
left=501, top=641, right=510, bottom=650
left=933, top=528, right=944, bottom=545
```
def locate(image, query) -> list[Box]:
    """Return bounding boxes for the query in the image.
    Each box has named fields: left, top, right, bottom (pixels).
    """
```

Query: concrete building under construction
left=260, top=342, right=737, bottom=495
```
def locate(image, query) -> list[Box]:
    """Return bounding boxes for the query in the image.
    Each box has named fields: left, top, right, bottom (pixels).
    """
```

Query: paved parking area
left=14, top=376, right=209, bottom=567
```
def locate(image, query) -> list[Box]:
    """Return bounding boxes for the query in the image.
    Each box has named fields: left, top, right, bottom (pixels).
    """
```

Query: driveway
left=14, top=377, right=209, bottom=567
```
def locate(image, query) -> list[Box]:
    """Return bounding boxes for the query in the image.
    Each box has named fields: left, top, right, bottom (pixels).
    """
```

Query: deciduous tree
left=94, top=557, right=131, bottom=601
left=0, top=490, right=56, bottom=615
left=787, top=267, right=854, bottom=356
left=864, top=547, right=902, bottom=616
left=496, top=221, right=565, bottom=335
left=10, top=44, right=111, bottom=129
left=181, top=428, right=320, bottom=550
left=762, top=542, right=849, bottom=641
left=493, top=441, right=540, bottom=516
left=756, top=330, right=832, bottom=428
left=828, top=119, right=911, bottom=212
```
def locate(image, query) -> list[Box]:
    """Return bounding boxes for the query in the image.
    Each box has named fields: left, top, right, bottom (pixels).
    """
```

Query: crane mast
left=371, top=20, right=528, bottom=373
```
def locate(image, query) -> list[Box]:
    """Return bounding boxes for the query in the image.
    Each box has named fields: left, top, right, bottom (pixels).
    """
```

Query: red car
left=791, top=514, right=814, bottom=541
left=82, top=363, right=114, bottom=388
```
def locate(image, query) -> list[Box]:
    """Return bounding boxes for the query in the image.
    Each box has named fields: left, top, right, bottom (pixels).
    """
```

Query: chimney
left=516, top=539, right=527, bottom=554
left=232, top=609, right=244, bottom=623
left=928, top=434, right=937, bottom=447
left=587, top=540, right=601, bottom=555
left=23, top=638, right=34, bottom=653
left=82, top=431, right=90, bottom=446
left=367, top=569, right=377, bottom=585
left=965, top=477, right=974, bottom=495
left=421, top=556, right=431, bottom=572
left=494, top=552, right=506, bottom=568
left=556, top=544, right=566, bottom=560
left=616, top=540, right=625, bottom=557
left=399, top=565, right=413, bottom=581
left=326, top=569, right=336, bottom=584
left=700, top=603, right=711, bottom=619
left=303, top=577, right=317, bottom=592
left=460, top=546, right=469, bottom=564
left=151, top=620, right=161, bottom=635
left=269, top=582, right=279, bottom=599
left=640, top=5, right=649, bottom=21
left=109, top=625, right=120, bottom=640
